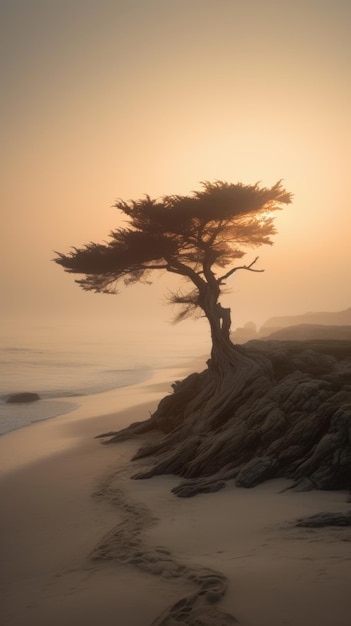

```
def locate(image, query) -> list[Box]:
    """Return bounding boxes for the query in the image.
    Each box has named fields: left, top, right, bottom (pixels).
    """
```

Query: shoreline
left=0, top=358, right=185, bottom=438
left=1, top=363, right=350, bottom=626
left=0, top=360, right=197, bottom=474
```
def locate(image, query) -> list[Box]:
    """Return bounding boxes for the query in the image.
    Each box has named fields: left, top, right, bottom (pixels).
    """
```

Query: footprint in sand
left=91, top=471, right=239, bottom=625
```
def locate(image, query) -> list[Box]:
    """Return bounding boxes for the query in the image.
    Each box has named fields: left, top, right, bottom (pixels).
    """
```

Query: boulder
left=6, top=392, right=41, bottom=404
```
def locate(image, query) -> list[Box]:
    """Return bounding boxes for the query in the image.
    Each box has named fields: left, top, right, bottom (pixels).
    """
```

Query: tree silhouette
left=54, top=180, right=291, bottom=367
left=54, top=179, right=297, bottom=499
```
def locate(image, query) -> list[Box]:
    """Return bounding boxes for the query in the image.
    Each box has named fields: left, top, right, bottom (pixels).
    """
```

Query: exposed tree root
left=98, top=340, right=351, bottom=497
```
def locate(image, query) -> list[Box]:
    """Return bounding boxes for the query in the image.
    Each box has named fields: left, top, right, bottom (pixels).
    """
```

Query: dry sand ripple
left=91, top=472, right=238, bottom=625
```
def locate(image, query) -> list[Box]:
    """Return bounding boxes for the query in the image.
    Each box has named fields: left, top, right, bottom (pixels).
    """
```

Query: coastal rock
left=235, top=456, right=278, bottom=488
left=98, top=340, right=351, bottom=497
left=296, top=511, right=351, bottom=527
left=6, top=392, right=41, bottom=404
left=172, top=478, right=226, bottom=498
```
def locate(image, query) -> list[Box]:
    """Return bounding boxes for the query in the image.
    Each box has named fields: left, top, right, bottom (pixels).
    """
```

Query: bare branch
left=218, top=256, right=264, bottom=284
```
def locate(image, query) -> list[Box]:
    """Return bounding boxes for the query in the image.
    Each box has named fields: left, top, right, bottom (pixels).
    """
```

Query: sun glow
left=1, top=0, right=350, bottom=328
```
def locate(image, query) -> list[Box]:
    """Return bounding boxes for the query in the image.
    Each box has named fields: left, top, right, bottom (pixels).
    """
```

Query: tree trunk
left=206, top=302, right=236, bottom=372
left=98, top=301, right=272, bottom=476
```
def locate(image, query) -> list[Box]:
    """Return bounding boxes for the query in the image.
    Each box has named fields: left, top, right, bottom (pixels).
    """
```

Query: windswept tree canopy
left=55, top=181, right=290, bottom=285
left=55, top=180, right=291, bottom=341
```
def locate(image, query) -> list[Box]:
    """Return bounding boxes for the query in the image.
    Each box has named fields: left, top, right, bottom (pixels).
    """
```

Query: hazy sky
left=1, top=0, right=350, bottom=338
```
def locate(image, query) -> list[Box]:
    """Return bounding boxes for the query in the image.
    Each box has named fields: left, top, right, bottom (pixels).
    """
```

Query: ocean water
left=0, top=319, right=208, bottom=436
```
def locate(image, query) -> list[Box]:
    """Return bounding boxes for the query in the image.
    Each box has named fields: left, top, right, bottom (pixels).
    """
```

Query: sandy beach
left=1, top=366, right=350, bottom=626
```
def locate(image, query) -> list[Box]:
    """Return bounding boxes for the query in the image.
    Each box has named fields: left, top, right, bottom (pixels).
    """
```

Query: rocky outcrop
left=295, top=511, right=351, bottom=527
left=6, top=392, right=41, bottom=404
left=98, top=340, right=351, bottom=497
